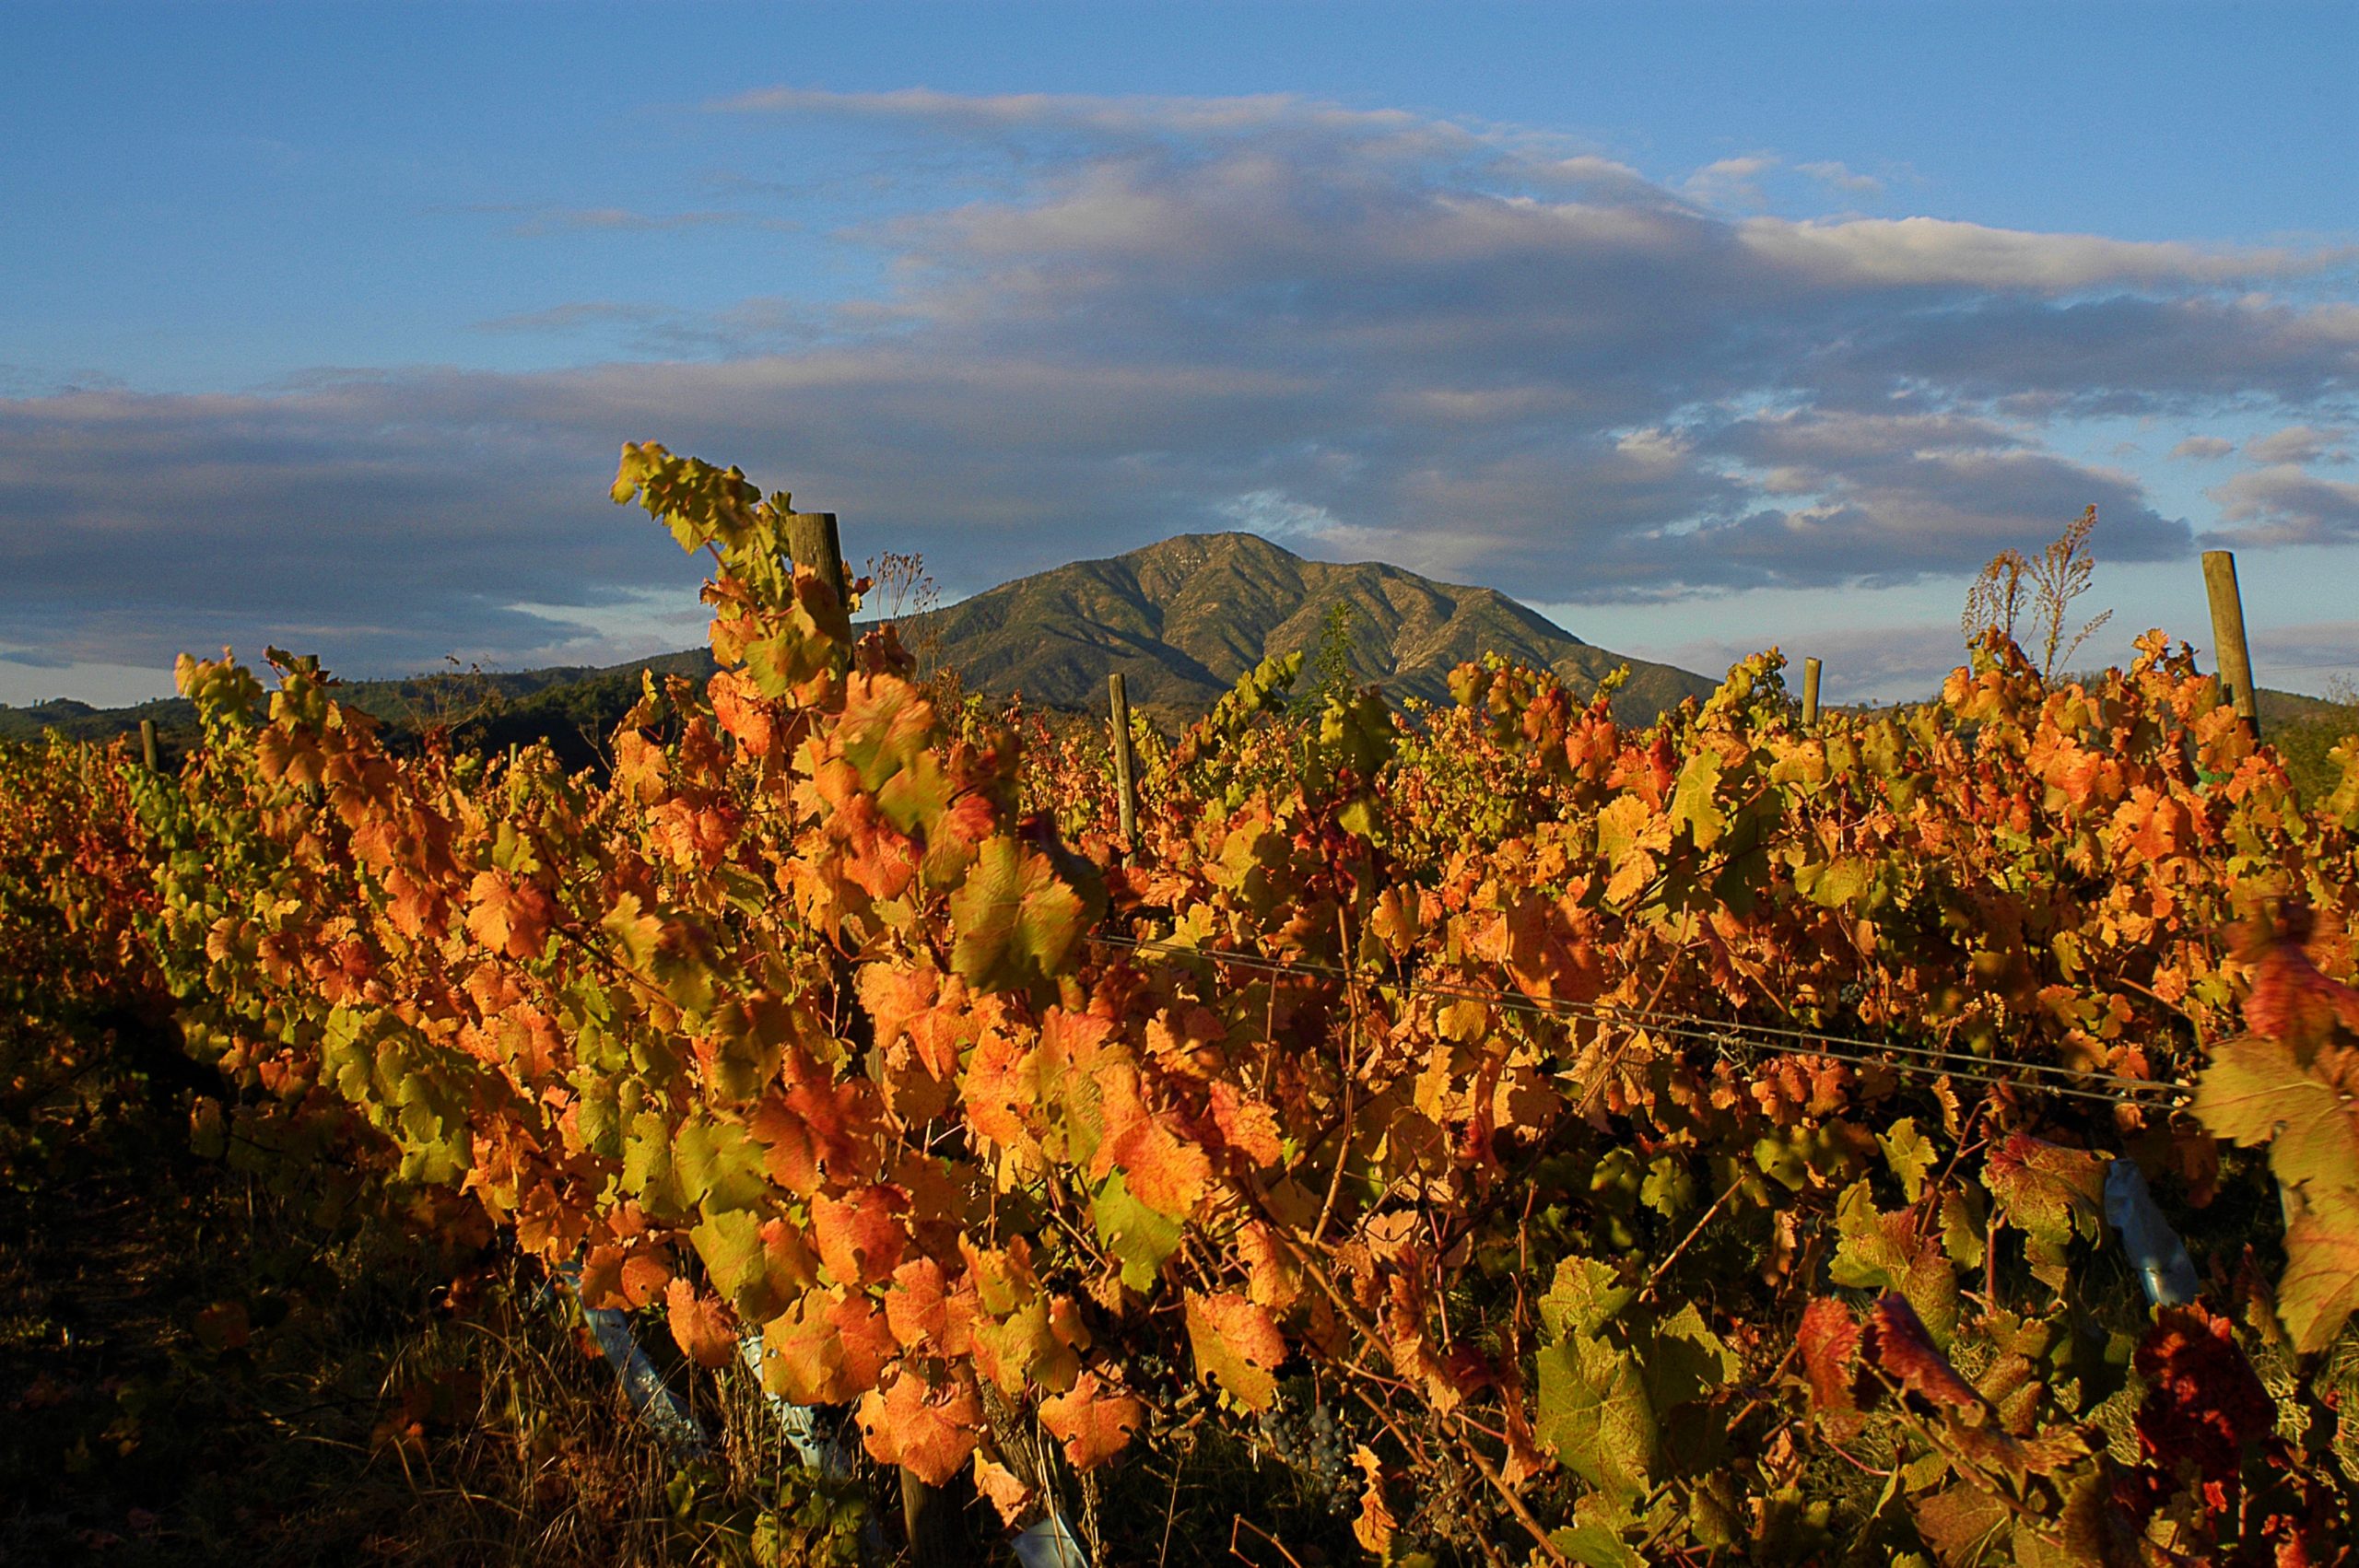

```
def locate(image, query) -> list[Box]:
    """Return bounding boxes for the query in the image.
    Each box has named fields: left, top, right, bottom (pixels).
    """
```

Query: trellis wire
left=1087, top=931, right=2191, bottom=1109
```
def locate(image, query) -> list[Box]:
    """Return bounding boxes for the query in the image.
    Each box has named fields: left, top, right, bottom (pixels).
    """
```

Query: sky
left=2, top=0, right=2354, bottom=708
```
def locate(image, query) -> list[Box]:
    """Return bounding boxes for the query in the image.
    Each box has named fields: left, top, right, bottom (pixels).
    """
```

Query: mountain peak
left=920, top=532, right=1709, bottom=722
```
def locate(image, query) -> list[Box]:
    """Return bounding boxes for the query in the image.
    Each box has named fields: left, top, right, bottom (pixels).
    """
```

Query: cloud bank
left=2, top=90, right=2353, bottom=681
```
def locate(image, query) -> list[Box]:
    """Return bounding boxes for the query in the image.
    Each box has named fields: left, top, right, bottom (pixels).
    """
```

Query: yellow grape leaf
left=2279, top=1185, right=2359, bottom=1353
left=1668, top=748, right=1727, bottom=848
left=2192, top=1036, right=2359, bottom=1196
left=1878, top=1117, right=1937, bottom=1204
left=1183, top=1290, right=1284, bottom=1411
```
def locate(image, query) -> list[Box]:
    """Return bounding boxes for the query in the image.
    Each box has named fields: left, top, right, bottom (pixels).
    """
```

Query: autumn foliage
left=5, top=444, right=2357, bottom=1563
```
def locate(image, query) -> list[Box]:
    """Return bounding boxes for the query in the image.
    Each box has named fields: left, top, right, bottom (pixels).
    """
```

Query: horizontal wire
left=1089, top=933, right=2139, bottom=1084
left=1088, top=931, right=2190, bottom=1106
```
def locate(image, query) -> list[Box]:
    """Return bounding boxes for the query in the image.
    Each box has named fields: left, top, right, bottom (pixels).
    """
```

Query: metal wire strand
left=1086, top=931, right=2191, bottom=1106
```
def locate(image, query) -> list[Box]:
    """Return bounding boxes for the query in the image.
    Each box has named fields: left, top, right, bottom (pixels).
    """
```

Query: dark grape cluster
left=1257, top=1395, right=1355, bottom=1515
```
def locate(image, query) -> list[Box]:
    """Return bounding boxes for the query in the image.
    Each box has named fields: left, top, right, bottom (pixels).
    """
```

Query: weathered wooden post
left=1108, top=673, right=1138, bottom=847
left=783, top=511, right=847, bottom=602
left=2201, top=550, right=2261, bottom=738
left=139, top=718, right=159, bottom=773
left=1801, top=657, right=1822, bottom=729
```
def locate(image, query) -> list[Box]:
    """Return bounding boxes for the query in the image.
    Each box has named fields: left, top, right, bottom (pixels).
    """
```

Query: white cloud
left=1795, top=160, right=1885, bottom=197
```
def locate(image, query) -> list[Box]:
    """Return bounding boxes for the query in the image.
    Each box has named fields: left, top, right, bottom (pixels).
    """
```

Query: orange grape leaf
left=2242, top=919, right=2359, bottom=1047
left=1797, top=1296, right=1865, bottom=1421
left=1350, top=1446, right=1397, bottom=1557
left=760, top=1290, right=851, bottom=1405
left=812, top=1185, right=909, bottom=1287
left=664, top=1279, right=737, bottom=1369
left=1039, top=1372, right=1143, bottom=1470
left=857, top=1367, right=980, bottom=1487
left=974, top=1453, right=1033, bottom=1528
left=1184, top=1290, right=1285, bottom=1411
left=464, top=870, right=554, bottom=961
left=885, top=1257, right=974, bottom=1356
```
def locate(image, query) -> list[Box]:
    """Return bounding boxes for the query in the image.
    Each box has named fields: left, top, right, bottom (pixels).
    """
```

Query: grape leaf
left=948, top=836, right=1092, bottom=997
left=1535, top=1331, right=1654, bottom=1502
left=664, top=1279, right=736, bottom=1369
left=2278, top=1184, right=2359, bottom=1353
left=1039, top=1372, right=1143, bottom=1470
left=1184, top=1290, right=1283, bottom=1411
left=2191, top=1036, right=2359, bottom=1195
left=1091, top=1170, right=1182, bottom=1293
left=857, top=1367, right=980, bottom=1487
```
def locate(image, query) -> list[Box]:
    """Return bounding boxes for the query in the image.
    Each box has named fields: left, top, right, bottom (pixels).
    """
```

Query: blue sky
left=3, top=0, right=2353, bottom=706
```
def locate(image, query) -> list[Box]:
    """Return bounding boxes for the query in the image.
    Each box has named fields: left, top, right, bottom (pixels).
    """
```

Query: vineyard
left=6, top=442, right=2359, bottom=1565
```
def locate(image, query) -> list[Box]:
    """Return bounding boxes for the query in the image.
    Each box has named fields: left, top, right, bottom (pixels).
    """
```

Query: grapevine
left=3, top=444, right=2355, bottom=1562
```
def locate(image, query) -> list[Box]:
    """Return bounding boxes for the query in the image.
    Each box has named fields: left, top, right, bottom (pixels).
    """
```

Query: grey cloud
left=2207, top=463, right=2359, bottom=546
left=2249, top=619, right=2359, bottom=686
left=2246, top=424, right=2353, bottom=465
left=5, top=88, right=2355, bottom=681
left=2171, top=436, right=2237, bottom=460
left=0, top=647, right=74, bottom=669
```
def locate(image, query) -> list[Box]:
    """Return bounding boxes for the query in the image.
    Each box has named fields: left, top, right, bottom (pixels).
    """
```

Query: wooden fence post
left=1801, top=658, right=1822, bottom=729
left=139, top=718, right=159, bottom=773
left=783, top=510, right=851, bottom=673
left=782, top=511, right=847, bottom=603
left=1109, top=673, right=1138, bottom=847
left=2201, top=550, right=2261, bottom=739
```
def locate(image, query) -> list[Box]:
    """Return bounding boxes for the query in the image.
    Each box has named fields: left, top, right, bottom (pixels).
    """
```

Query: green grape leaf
left=1090, top=1171, right=1182, bottom=1293
left=1878, top=1117, right=1937, bottom=1204
left=949, top=835, right=1093, bottom=996
left=1536, top=1332, right=1655, bottom=1502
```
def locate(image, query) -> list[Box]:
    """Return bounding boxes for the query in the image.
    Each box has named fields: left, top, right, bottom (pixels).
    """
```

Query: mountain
left=0, top=532, right=1719, bottom=760
left=902, top=532, right=1713, bottom=725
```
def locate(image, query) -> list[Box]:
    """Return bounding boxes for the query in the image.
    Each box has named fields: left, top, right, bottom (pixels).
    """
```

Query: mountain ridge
left=3, top=532, right=1720, bottom=757
left=901, top=531, right=1712, bottom=723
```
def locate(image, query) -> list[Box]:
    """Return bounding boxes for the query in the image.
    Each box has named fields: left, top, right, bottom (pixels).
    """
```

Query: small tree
left=1962, top=505, right=2113, bottom=682
left=1292, top=601, right=1361, bottom=717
